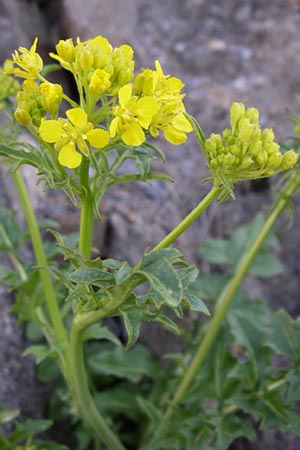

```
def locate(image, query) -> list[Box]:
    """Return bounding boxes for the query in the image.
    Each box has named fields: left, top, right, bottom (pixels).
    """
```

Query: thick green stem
left=152, top=184, right=220, bottom=252
left=165, top=171, right=300, bottom=419
left=70, top=321, right=127, bottom=450
left=79, top=158, right=94, bottom=259
left=12, top=169, right=71, bottom=382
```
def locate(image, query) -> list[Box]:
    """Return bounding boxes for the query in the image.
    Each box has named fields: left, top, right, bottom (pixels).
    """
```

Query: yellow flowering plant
left=0, top=35, right=300, bottom=450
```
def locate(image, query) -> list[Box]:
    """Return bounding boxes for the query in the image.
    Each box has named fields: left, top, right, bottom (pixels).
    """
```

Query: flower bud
left=265, top=142, right=279, bottom=155
left=14, top=108, right=30, bottom=125
left=279, top=150, right=298, bottom=170
left=267, top=152, right=283, bottom=168
left=89, top=69, right=111, bottom=94
left=241, top=156, right=253, bottom=169
left=40, top=82, right=63, bottom=115
left=255, top=150, right=268, bottom=166
left=79, top=50, right=93, bottom=71
left=245, top=107, right=259, bottom=123
left=261, top=128, right=274, bottom=144
left=240, top=123, right=260, bottom=145
left=205, top=138, right=217, bottom=155
left=248, top=142, right=262, bottom=157
left=230, top=102, right=245, bottom=128
left=56, top=39, right=75, bottom=63
left=223, top=154, right=236, bottom=166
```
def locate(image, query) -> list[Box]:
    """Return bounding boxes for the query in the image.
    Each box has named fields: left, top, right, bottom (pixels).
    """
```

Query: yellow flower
left=133, top=60, right=192, bottom=144
left=110, top=84, right=159, bottom=146
left=89, top=69, right=111, bottom=95
left=39, top=107, right=110, bottom=168
left=4, top=38, right=43, bottom=79
left=40, top=81, right=63, bottom=116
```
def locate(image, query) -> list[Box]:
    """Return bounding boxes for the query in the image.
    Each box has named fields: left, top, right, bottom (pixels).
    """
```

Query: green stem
left=79, top=158, right=94, bottom=259
left=12, top=169, right=71, bottom=382
left=152, top=183, right=220, bottom=252
left=70, top=321, right=127, bottom=450
left=164, top=170, right=300, bottom=419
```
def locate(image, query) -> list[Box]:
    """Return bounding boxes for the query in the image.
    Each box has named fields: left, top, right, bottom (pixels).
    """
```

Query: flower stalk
left=12, top=168, right=72, bottom=382
left=164, top=169, right=300, bottom=420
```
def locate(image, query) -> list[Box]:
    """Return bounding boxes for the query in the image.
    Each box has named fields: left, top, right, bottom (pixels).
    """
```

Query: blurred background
left=1, top=1, right=300, bottom=449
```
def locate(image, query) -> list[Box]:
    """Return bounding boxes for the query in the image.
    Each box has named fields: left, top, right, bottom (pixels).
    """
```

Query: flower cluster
left=14, top=80, right=63, bottom=127
left=204, top=102, right=298, bottom=185
left=4, top=36, right=192, bottom=169
left=50, top=35, right=134, bottom=99
left=132, top=60, right=192, bottom=144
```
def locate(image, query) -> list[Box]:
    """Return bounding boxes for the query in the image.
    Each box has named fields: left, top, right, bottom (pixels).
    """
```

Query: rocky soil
left=1, top=0, right=300, bottom=449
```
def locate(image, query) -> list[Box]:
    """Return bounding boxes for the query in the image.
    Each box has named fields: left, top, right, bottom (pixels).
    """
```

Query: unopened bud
left=79, top=50, right=93, bottom=71
left=245, top=107, right=259, bottom=123
left=255, top=150, right=268, bottom=166
left=230, top=102, right=245, bottom=128
left=240, top=123, right=260, bottom=145
left=56, top=39, right=75, bottom=63
left=265, top=142, right=280, bottom=156
left=241, top=156, right=253, bottom=169
left=279, top=150, right=298, bottom=170
left=205, top=138, right=217, bottom=154
left=14, top=108, right=30, bottom=125
left=261, top=128, right=275, bottom=144
left=267, top=152, right=283, bottom=168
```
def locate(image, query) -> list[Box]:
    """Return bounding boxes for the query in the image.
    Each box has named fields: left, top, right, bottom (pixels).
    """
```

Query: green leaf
left=82, top=324, right=121, bottom=346
left=0, top=205, right=22, bottom=251
left=69, top=267, right=114, bottom=284
left=94, top=382, right=140, bottom=420
left=87, top=344, right=160, bottom=383
left=199, top=239, right=231, bottom=264
left=23, top=344, right=52, bottom=364
left=261, top=390, right=300, bottom=434
left=115, top=261, right=132, bottom=285
left=249, top=251, right=283, bottom=277
left=227, top=298, right=271, bottom=380
left=268, top=309, right=300, bottom=362
left=286, top=369, right=300, bottom=401
left=139, top=257, right=183, bottom=307
left=9, top=419, right=53, bottom=444
left=0, top=407, right=20, bottom=424
left=183, top=292, right=210, bottom=315
left=141, top=248, right=183, bottom=269
left=120, top=305, right=143, bottom=349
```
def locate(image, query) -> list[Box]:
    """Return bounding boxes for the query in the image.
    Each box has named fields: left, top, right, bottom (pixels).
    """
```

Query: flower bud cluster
left=51, top=36, right=134, bottom=99
left=0, top=65, right=19, bottom=103
left=14, top=80, right=63, bottom=126
left=15, top=80, right=45, bottom=126
left=204, top=102, right=298, bottom=184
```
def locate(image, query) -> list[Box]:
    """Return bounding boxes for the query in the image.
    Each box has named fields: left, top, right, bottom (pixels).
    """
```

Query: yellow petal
left=163, top=124, right=187, bottom=145
left=76, top=137, right=90, bottom=157
left=155, top=60, right=164, bottom=78
left=39, top=119, right=63, bottom=143
left=87, top=129, right=110, bottom=148
left=136, top=97, right=159, bottom=128
left=110, top=117, right=120, bottom=137
left=66, top=107, right=87, bottom=128
left=58, top=143, right=82, bottom=168
left=122, top=123, right=145, bottom=146
left=119, top=84, right=132, bottom=108
left=172, top=113, right=193, bottom=132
